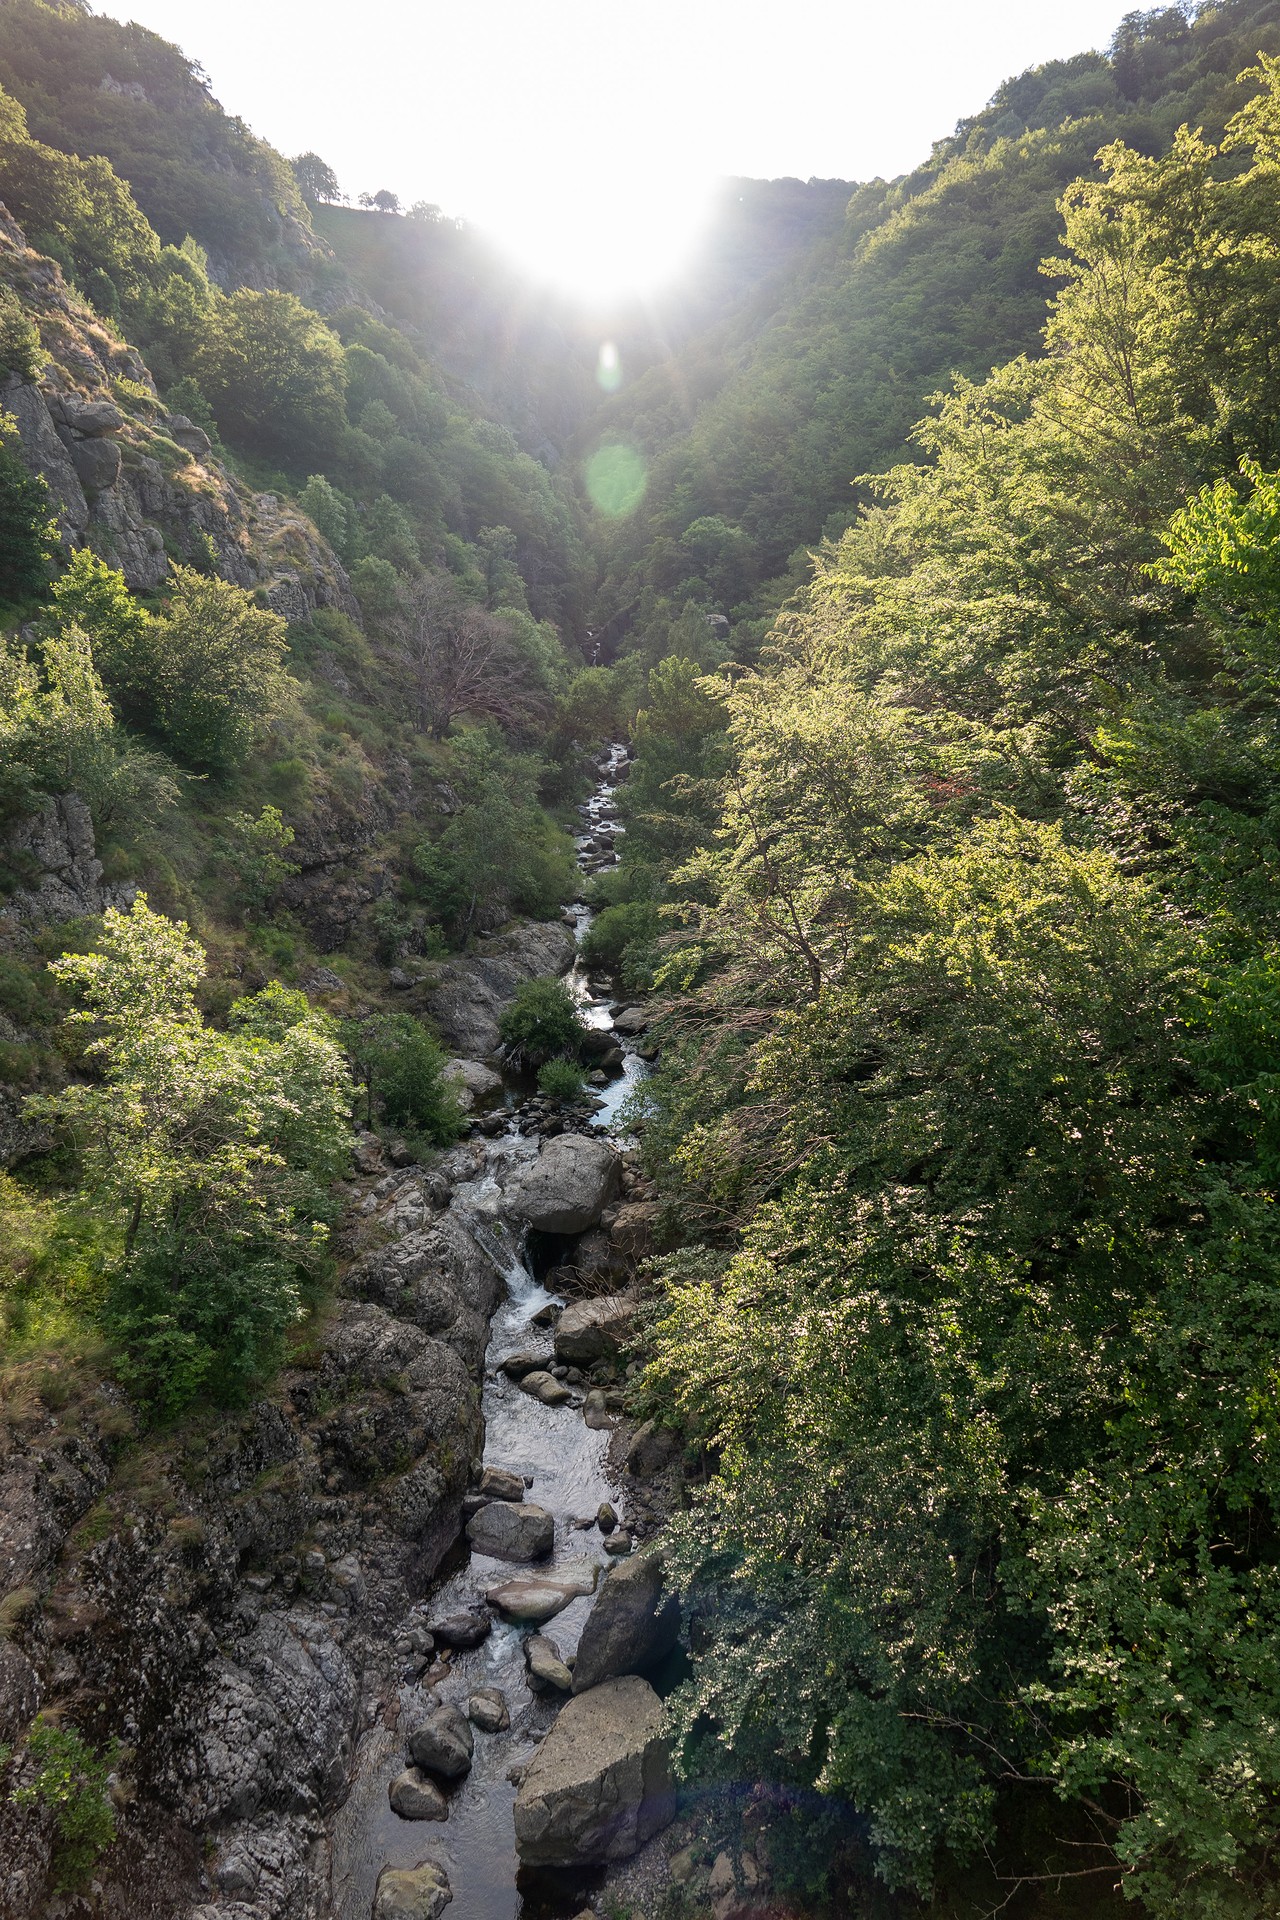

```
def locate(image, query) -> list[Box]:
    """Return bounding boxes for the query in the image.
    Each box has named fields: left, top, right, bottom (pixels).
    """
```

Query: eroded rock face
left=513, top=1675, right=675, bottom=1865
left=424, top=921, right=575, bottom=1057
left=571, top=1549, right=682, bottom=1694
left=504, top=1134, right=622, bottom=1235
left=0, top=792, right=133, bottom=929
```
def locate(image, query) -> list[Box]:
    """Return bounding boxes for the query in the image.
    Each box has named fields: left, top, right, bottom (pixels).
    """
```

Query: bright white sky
left=102, top=1, right=1131, bottom=301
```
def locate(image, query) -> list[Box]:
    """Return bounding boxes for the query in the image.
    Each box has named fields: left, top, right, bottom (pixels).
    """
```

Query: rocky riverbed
left=0, top=745, right=693, bottom=1920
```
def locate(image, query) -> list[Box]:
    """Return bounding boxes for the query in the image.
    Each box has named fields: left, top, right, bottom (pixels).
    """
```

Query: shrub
left=498, top=978, right=584, bottom=1068
left=344, top=1012, right=464, bottom=1145
left=580, top=900, right=661, bottom=983
left=10, top=1717, right=119, bottom=1888
left=537, top=1057, right=586, bottom=1101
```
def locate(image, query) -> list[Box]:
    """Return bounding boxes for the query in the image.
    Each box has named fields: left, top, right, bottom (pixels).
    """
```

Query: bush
left=537, top=1057, right=586, bottom=1101
left=9, top=1717, right=119, bottom=1889
left=345, top=1012, right=464, bottom=1145
left=580, top=900, right=660, bottom=983
left=498, top=978, right=584, bottom=1068
left=0, top=410, right=54, bottom=603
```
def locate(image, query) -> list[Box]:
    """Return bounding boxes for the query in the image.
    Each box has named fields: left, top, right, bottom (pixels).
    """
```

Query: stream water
left=331, top=745, right=649, bottom=1920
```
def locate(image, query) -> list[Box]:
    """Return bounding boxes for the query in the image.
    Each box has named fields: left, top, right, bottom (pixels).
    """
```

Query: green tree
left=25, top=897, right=351, bottom=1413
left=148, top=568, right=290, bottom=772
left=0, top=411, right=53, bottom=603
left=290, top=151, right=339, bottom=206
left=498, top=977, right=584, bottom=1068
left=196, top=289, right=346, bottom=459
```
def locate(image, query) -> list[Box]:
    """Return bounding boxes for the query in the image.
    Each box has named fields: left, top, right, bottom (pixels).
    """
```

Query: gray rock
left=388, top=1767, right=448, bottom=1820
left=467, top=1688, right=510, bottom=1733
left=478, top=1466, right=525, bottom=1502
left=428, top=1609, right=491, bottom=1649
left=485, top=1567, right=598, bottom=1623
left=504, top=1134, right=621, bottom=1235
left=61, top=396, right=125, bottom=436
left=443, top=1059, right=504, bottom=1112
left=513, top=1675, right=675, bottom=1865
left=625, top=1419, right=681, bottom=1478
left=525, top=1634, right=573, bottom=1691
left=70, top=433, right=122, bottom=492
left=0, top=791, right=129, bottom=928
left=425, top=920, right=575, bottom=1056
left=603, top=1532, right=631, bottom=1555
left=572, top=1549, right=681, bottom=1694
left=582, top=1389, right=615, bottom=1431
left=611, top=1006, right=651, bottom=1036
left=373, top=1860, right=452, bottom=1920
left=407, top=1705, right=473, bottom=1780
left=466, top=1500, right=553, bottom=1562
left=554, top=1295, right=636, bottom=1365
left=501, top=1351, right=551, bottom=1379
left=518, top=1371, right=572, bottom=1407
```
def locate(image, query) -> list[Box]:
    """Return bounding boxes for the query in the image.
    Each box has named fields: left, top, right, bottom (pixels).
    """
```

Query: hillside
left=5, top=1, right=1280, bottom=1918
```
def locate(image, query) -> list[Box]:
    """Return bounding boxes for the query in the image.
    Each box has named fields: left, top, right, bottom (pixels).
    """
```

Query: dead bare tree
left=388, top=572, right=534, bottom=737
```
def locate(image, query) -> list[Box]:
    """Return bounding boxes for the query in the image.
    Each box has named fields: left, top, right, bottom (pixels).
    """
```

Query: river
left=331, top=744, right=650, bottom=1920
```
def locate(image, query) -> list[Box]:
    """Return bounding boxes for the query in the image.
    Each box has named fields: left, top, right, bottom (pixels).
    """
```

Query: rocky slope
left=0, top=204, right=356, bottom=618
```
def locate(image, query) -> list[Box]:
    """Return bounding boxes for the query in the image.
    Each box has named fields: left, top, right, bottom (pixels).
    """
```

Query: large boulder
left=572, top=1548, right=681, bottom=1694
left=407, top=1705, right=473, bottom=1780
left=466, top=1500, right=554, bottom=1562
left=505, top=1134, right=621, bottom=1235
left=373, top=1861, right=451, bottom=1920
left=442, top=1058, right=504, bottom=1111
left=554, top=1294, right=636, bottom=1365
left=388, top=1768, right=447, bottom=1820
left=513, top=1675, right=675, bottom=1865
left=485, top=1565, right=597, bottom=1623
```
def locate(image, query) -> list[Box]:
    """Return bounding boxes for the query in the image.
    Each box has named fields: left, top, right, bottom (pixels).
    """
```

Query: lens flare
left=585, top=443, right=647, bottom=517
left=596, top=341, right=622, bottom=393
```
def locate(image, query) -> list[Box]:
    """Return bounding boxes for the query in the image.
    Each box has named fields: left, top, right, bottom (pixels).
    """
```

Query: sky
left=103, top=0, right=1132, bottom=301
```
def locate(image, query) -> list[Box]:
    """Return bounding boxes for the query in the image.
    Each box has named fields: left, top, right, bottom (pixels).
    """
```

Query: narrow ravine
left=331, top=747, right=652, bottom=1920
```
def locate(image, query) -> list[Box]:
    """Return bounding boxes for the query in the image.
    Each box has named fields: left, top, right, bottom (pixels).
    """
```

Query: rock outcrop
left=571, top=1549, right=682, bottom=1694
left=513, top=1675, right=675, bottom=1866
left=504, top=1133, right=622, bottom=1234
left=0, top=791, right=133, bottom=929
left=423, top=921, right=575, bottom=1056
left=554, top=1294, right=636, bottom=1365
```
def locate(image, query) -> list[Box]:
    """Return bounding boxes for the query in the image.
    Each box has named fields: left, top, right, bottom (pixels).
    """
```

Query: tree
left=148, top=568, right=290, bottom=772
left=25, top=898, right=351, bottom=1413
left=343, top=1012, right=463, bottom=1142
left=0, top=410, right=54, bottom=603
left=389, top=571, right=540, bottom=736
left=497, top=977, right=585, bottom=1068
left=358, top=188, right=400, bottom=215
left=0, top=285, right=42, bottom=380
left=290, top=151, right=339, bottom=205
left=196, top=289, right=346, bottom=459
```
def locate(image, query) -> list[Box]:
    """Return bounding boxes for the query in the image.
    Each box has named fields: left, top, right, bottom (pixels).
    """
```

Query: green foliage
left=536, top=1056, right=586, bottom=1101
left=579, top=899, right=660, bottom=985
left=10, top=1716, right=119, bottom=1888
left=24, top=897, right=351, bottom=1414
left=0, top=409, right=54, bottom=604
left=412, top=731, right=576, bottom=940
left=498, top=977, right=584, bottom=1069
left=47, top=559, right=290, bottom=773
left=343, top=1012, right=464, bottom=1144
left=0, top=284, right=42, bottom=379
left=224, top=805, right=299, bottom=915
left=196, top=289, right=346, bottom=461
left=630, top=49, right=1280, bottom=1916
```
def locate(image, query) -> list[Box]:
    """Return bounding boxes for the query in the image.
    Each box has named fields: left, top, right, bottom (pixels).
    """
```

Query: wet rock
left=572, top=1548, right=682, bottom=1694
left=407, top=1704, right=473, bottom=1780
left=388, top=1768, right=448, bottom=1820
left=478, top=1466, right=525, bottom=1502
left=582, top=1389, right=615, bottom=1431
left=500, top=1350, right=550, bottom=1379
left=525, top=1634, right=573, bottom=1691
left=597, top=1503, right=618, bottom=1533
left=428, top=1609, right=491, bottom=1649
left=373, top=1859, right=452, bottom=1919
left=554, top=1294, right=636, bottom=1365
left=611, top=1006, right=651, bottom=1036
left=603, top=1532, right=632, bottom=1555
left=485, top=1566, right=598, bottom=1623
left=504, top=1133, right=621, bottom=1235
left=466, top=1499, right=553, bottom=1562
left=513, top=1675, right=675, bottom=1865
left=467, top=1688, right=510, bottom=1733
left=517, top=1370, right=573, bottom=1407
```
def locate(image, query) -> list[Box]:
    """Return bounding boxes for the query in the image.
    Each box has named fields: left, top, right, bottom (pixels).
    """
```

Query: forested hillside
left=5, top=0, right=1280, bottom=1914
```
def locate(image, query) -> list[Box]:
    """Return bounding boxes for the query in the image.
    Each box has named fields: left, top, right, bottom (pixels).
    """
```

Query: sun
left=473, top=168, right=716, bottom=308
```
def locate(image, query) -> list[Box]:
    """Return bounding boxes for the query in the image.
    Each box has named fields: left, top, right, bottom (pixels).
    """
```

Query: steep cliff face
left=0, top=206, right=358, bottom=619
left=0, top=1143, right=500, bottom=1920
